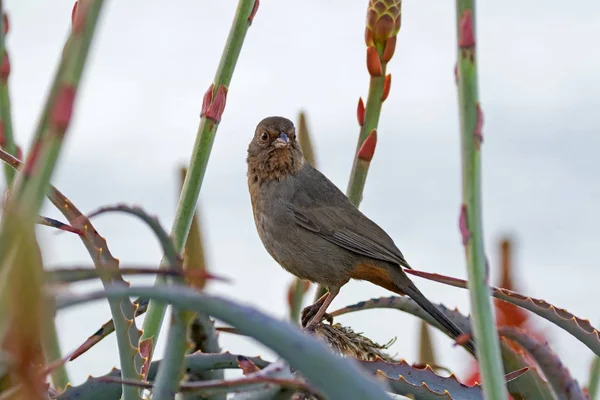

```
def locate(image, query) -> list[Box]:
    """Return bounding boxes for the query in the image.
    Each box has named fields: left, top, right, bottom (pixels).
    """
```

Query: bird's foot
left=301, top=302, right=333, bottom=328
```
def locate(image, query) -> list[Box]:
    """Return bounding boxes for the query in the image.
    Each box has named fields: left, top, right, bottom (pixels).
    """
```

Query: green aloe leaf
left=0, top=148, right=143, bottom=398
left=405, top=269, right=600, bottom=357
left=500, top=327, right=586, bottom=400
left=332, top=296, right=555, bottom=400
left=57, top=352, right=270, bottom=400
left=359, top=358, right=484, bottom=399
left=102, top=361, right=315, bottom=398
left=57, top=285, right=392, bottom=400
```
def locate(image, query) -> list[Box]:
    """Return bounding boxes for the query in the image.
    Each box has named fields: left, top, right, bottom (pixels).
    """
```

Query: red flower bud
left=381, top=74, right=391, bottom=102
left=206, top=85, right=228, bottom=123
left=458, top=10, right=475, bottom=48
left=200, top=83, right=214, bottom=118
left=382, top=36, right=396, bottom=63
left=0, top=52, right=10, bottom=82
left=459, top=205, right=470, bottom=246
left=51, top=85, right=77, bottom=134
left=3, top=13, right=9, bottom=35
left=366, top=46, right=383, bottom=77
left=357, top=97, right=365, bottom=126
left=357, top=129, right=377, bottom=162
left=248, top=0, right=260, bottom=24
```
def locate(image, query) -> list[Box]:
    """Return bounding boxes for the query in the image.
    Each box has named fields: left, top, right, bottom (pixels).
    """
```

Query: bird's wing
left=289, top=168, right=410, bottom=268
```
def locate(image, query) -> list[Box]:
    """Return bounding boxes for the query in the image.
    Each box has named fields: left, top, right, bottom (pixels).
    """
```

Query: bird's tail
left=389, top=269, right=477, bottom=357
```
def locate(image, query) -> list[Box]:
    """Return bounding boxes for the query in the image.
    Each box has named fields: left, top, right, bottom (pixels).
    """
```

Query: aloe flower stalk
left=5, top=0, right=105, bottom=218
left=140, top=0, right=259, bottom=364
left=0, top=0, right=105, bottom=394
left=346, top=0, right=399, bottom=206
left=454, top=1, right=507, bottom=398
left=0, top=0, right=107, bottom=275
left=0, top=5, right=16, bottom=185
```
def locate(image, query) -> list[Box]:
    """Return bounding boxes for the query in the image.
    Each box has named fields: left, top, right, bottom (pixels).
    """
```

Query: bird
left=246, top=116, right=476, bottom=356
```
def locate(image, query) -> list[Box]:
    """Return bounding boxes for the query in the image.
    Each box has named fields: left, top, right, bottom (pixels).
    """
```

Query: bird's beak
left=273, top=132, right=290, bottom=148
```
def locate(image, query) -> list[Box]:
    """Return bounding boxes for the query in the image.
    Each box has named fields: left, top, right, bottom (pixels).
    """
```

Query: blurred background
left=7, top=0, right=600, bottom=386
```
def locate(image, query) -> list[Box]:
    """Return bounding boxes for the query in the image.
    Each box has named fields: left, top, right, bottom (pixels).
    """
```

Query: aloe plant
left=0, top=1, right=593, bottom=399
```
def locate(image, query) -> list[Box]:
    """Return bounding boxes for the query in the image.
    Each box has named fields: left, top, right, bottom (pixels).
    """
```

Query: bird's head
left=247, top=116, right=304, bottom=183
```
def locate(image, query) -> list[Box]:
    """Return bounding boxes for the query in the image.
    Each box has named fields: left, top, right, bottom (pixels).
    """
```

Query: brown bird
left=247, top=116, right=476, bottom=356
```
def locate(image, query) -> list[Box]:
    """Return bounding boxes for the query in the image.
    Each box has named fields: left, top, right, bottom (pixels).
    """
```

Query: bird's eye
left=260, top=132, right=269, bottom=141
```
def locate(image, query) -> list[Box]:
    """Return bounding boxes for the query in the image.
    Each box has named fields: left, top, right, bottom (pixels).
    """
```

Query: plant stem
left=152, top=168, right=216, bottom=400
left=0, top=0, right=105, bottom=394
left=289, top=279, right=307, bottom=323
left=44, top=315, right=70, bottom=390
left=140, top=0, right=258, bottom=362
left=7, top=0, right=104, bottom=218
left=345, top=54, right=386, bottom=207
left=0, top=1, right=16, bottom=185
left=455, top=1, right=507, bottom=398
left=589, top=356, right=600, bottom=399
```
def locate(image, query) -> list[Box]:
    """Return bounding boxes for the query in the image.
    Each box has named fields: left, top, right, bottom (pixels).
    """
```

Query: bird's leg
left=303, top=287, right=340, bottom=329
left=301, top=291, right=330, bottom=327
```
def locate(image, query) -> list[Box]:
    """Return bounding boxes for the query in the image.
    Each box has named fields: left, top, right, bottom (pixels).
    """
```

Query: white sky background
left=7, top=0, right=600, bottom=387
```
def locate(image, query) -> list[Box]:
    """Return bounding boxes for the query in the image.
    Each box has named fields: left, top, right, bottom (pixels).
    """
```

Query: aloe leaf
left=406, top=269, right=600, bottom=357
left=67, top=298, right=148, bottom=363
left=332, top=296, right=556, bottom=400
left=84, top=204, right=181, bottom=267
left=46, top=266, right=198, bottom=285
left=64, top=273, right=225, bottom=362
left=0, top=148, right=144, bottom=395
left=359, top=358, right=484, bottom=399
left=101, top=361, right=317, bottom=398
left=186, top=314, right=224, bottom=399
left=500, top=327, right=585, bottom=400
left=36, top=216, right=83, bottom=235
left=0, top=221, right=49, bottom=394
left=56, top=352, right=270, bottom=400
left=0, top=152, right=143, bottom=398
left=81, top=203, right=190, bottom=397
left=57, top=285, right=392, bottom=400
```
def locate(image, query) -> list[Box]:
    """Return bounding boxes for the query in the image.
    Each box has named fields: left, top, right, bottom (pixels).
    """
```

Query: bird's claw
left=301, top=303, right=333, bottom=328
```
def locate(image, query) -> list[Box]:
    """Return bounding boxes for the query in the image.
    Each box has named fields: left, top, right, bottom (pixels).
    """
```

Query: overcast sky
left=8, top=0, right=600, bottom=388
